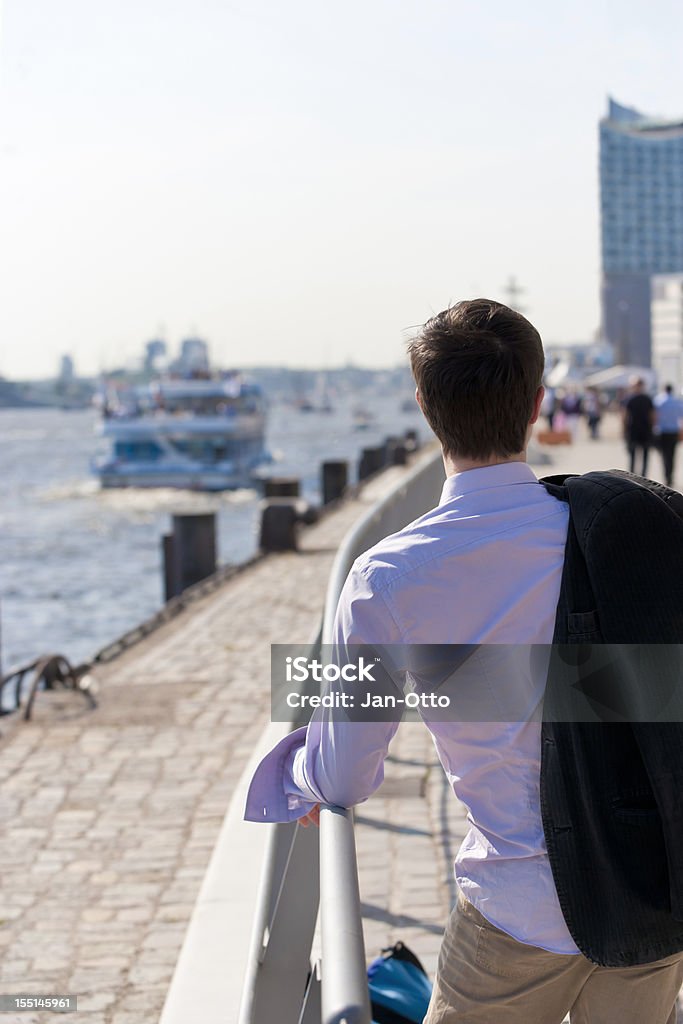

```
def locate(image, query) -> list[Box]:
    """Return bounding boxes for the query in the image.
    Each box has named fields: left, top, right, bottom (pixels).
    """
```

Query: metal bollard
left=388, top=441, right=408, bottom=466
left=321, top=460, right=348, bottom=505
left=260, top=500, right=299, bottom=552
left=164, top=513, right=217, bottom=599
left=404, top=429, right=420, bottom=452
left=358, top=446, right=386, bottom=481
left=162, top=534, right=176, bottom=603
left=263, top=477, right=301, bottom=498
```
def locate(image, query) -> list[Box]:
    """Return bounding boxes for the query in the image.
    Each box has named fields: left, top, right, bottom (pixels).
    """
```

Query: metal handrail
left=241, top=818, right=321, bottom=1023
left=240, top=446, right=444, bottom=1024
left=317, top=447, right=443, bottom=1024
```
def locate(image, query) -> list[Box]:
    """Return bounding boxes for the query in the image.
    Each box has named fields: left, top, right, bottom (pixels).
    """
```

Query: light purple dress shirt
left=245, top=461, right=580, bottom=954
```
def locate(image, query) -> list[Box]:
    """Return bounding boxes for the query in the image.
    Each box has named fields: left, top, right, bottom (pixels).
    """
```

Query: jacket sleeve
left=579, top=482, right=683, bottom=918
left=632, top=721, right=683, bottom=922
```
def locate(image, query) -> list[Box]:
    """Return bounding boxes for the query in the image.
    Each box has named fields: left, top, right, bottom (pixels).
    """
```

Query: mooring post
left=358, top=446, right=386, bottom=481
left=162, top=534, right=176, bottom=603
left=263, top=477, right=301, bottom=498
left=164, top=513, right=217, bottom=599
left=259, top=500, right=299, bottom=552
left=404, top=428, right=420, bottom=452
left=387, top=440, right=408, bottom=465
left=321, top=461, right=348, bottom=505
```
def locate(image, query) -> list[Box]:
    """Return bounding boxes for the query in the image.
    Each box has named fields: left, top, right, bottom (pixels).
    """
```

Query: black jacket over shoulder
left=540, top=471, right=683, bottom=967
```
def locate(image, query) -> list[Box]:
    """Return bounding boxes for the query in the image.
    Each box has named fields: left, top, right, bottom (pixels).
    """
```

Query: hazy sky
left=2, top=0, right=683, bottom=378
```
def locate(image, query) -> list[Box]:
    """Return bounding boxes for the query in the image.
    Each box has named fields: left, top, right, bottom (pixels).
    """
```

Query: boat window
left=168, top=437, right=244, bottom=462
left=114, top=441, right=164, bottom=461
left=161, top=394, right=263, bottom=416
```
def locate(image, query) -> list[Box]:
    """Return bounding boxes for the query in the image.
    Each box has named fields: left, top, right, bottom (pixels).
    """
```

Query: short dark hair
left=408, top=298, right=545, bottom=461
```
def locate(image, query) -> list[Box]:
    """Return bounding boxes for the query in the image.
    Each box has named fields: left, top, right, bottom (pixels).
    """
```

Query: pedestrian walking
left=654, top=384, right=683, bottom=487
left=584, top=387, right=602, bottom=440
left=560, top=388, right=583, bottom=441
left=623, top=377, right=654, bottom=476
left=540, top=383, right=556, bottom=431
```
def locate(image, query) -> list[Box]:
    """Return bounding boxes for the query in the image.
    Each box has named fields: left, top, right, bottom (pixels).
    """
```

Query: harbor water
left=0, top=397, right=425, bottom=669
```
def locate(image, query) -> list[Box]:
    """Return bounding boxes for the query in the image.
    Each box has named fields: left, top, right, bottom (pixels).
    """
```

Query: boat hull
left=97, top=467, right=257, bottom=491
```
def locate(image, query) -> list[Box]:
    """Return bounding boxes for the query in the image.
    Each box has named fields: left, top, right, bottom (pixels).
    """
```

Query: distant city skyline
left=3, top=1, right=683, bottom=378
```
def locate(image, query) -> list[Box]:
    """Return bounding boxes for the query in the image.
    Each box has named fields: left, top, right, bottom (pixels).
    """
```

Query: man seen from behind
left=246, top=299, right=683, bottom=1023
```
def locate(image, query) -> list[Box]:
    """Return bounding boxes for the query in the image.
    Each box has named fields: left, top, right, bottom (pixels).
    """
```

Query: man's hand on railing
left=298, top=804, right=321, bottom=828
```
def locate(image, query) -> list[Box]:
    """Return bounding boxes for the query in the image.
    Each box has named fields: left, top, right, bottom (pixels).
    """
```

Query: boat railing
left=239, top=447, right=445, bottom=1023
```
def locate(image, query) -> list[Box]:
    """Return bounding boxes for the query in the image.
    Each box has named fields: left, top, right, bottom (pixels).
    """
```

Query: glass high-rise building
left=600, top=98, right=683, bottom=366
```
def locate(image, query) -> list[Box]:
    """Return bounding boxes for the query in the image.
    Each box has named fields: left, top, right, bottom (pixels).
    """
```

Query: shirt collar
left=439, top=461, right=539, bottom=505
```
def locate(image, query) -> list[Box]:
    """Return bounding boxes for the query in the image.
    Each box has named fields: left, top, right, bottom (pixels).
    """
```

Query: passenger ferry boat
left=93, top=373, right=269, bottom=490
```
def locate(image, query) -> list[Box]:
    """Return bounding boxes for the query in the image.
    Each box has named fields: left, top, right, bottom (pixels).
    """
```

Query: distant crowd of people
left=540, top=384, right=606, bottom=442
left=541, top=378, right=683, bottom=487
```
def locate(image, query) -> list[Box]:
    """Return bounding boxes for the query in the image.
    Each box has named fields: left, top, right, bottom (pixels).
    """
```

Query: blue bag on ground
left=368, top=941, right=433, bottom=1024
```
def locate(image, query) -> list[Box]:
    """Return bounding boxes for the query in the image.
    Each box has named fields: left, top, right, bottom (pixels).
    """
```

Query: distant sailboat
left=314, top=372, right=334, bottom=413
left=295, top=372, right=334, bottom=413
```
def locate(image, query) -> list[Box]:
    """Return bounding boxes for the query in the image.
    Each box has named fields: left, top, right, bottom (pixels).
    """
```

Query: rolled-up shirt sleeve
left=244, top=564, right=402, bottom=822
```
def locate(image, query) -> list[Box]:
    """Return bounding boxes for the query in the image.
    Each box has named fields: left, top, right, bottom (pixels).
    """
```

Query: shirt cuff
left=244, top=726, right=318, bottom=823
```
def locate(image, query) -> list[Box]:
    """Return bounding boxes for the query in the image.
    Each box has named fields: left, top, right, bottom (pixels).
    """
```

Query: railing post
left=240, top=821, right=320, bottom=1023
left=320, top=806, right=371, bottom=1024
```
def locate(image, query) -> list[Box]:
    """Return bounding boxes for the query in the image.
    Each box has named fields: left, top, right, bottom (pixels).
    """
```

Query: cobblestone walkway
left=2, top=419, right=681, bottom=1023
left=0, top=462, right=422, bottom=1024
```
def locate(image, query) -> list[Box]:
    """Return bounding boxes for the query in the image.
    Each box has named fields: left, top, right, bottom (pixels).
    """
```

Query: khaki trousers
left=424, top=890, right=683, bottom=1024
